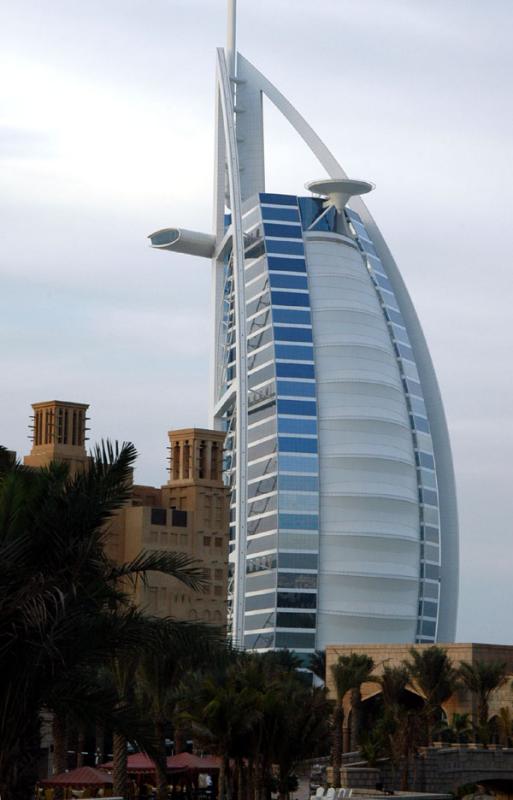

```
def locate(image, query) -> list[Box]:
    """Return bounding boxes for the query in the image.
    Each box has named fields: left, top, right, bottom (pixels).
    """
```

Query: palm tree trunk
left=95, top=723, right=105, bottom=765
left=113, top=731, right=128, bottom=798
left=332, top=705, right=343, bottom=787
left=350, top=687, right=361, bottom=751
left=155, top=721, right=168, bottom=800
left=76, top=723, right=86, bottom=767
left=52, top=714, right=67, bottom=774
left=218, top=756, right=227, bottom=800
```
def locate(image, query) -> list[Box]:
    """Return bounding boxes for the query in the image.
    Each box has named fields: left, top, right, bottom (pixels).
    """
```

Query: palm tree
left=0, top=440, right=207, bottom=800
left=374, top=665, right=412, bottom=788
left=330, top=657, right=355, bottom=786
left=347, top=654, right=375, bottom=751
left=404, top=646, right=459, bottom=745
left=309, top=650, right=326, bottom=683
left=458, top=660, right=508, bottom=743
left=180, top=665, right=262, bottom=800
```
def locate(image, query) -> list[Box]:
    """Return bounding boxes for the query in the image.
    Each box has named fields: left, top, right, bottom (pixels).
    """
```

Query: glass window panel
left=416, top=451, right=435, bottom=470
left=277, top=399, right=316, bottom=416
left=380, top=289, right=399, bottom=311
left=260, top=193, right=297, bottom=205
left=278, top=573, right=317, bottom=589
left=385, top=307, right=405, bottom=326
left=278, top=454, right=319, bottom=473
left=421, top=620, right=437, bottom=637
left=397, top=342, right=415, bottom=361
left=278, top=418, right=317, bottom=436
left=421, top=582, right=439, bottom=599
left=247, top=514, right=277, bottom=536
left=423, top=505, right=439, bottom=525
left=247, top=308, right=272, bottom=335
left=297, top=197, right=324, bottom=229
left=263, top=222, right=302, bottom=238
left=261, top=207, right=300, bottom=222
left=278, top=437, right=318, bottom=454
left=275, top=344, right=314, bottom=361
left=279, top=513, right=319, bottom=530
left=279, top=493, right=318, bottom=512
left=246, top=554, right=277, bottom=573
left=279, top=473, right=319, bottom=491
left=361, top=239, right=379, bottom=258
left=273, top=308, right=311, bottom=324
left=419, top=468, right=437, bottom=489
left=271, top=290, right=309, bottom=307
left=267, top=256, right=306, bottom=273
left=245, top=258, right=267, bottom=285
left=276, top=612, right=316, bottom=629
left=244, top=592, right=276, bottom=611
left=420, top=488, right=438, bottom=506
left=247, top=345, right=273, bottom=370
left=246, top=272, right=269, bottom=299
left=248, top=418, right=276, bottom=443
left=277, top=381, right=316, bottom=398
left=311, top=206, right=336, bottom=232
left=248, top=456, right=277, bottom=481
left=275, top=631, right=315, bottom=648
left=278, top=553, right=318, bottom=570
left=279, top=532, right=319, bottom=549
left=266, top=240, right=304, bottom=256
left=276, top=362, right=315, bottom=379
left=277, top=591, right=317, bottom=609
left=403, top=378, right=423, bottom=398
left=248, top=364, right=274, bottom=390
left=248, top=437, right=277, bottom=462
left=248, top=474, right=278, bottom=497
left=245, top=239, right=265, bottom=259
left=421, top=600, right=438, bottom=618
left=246, top=291, right=271, bottom=318
left=416, top=432, right=434, bottom=453
left=422, top=563, right=440, bottom=580
left=269, top=273, right=308, bottom=290
left=245, top=571, right=277, bottom=591
left=274, top=326, right=313, bottom=343
left=248, top=326, right=273, bottom=351
left=244, top=633, right=274, bottom=650
left=422, top=543, right=440, bottom=562
left=247, top=532, right=277, bottom=553
left=412, top=415, right=431, bottom=434
left=243, top=631, right=275, bottom=649
left=248, top=493, right=277, bottom=516
left=423, top=525, right=439, bottom=544
left=248, top=401, right=276, bottom=426
left=410, top=396, right=427, bottom=416
left=244, top=611, right=276, bottom=630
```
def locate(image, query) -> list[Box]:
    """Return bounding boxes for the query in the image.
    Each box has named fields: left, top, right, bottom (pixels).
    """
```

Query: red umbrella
left=101, top=752, right=157, bottom=774
left=41, top=767, right=114, bottom=788
left=166, top=753, right=220, bottom=771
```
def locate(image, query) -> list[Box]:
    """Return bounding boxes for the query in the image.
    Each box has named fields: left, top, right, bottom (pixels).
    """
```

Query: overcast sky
left=1, top=0, right=512, bottom=644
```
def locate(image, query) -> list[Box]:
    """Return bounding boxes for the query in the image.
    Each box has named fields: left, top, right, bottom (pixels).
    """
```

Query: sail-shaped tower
left=149, top=1, right=459, bottom=658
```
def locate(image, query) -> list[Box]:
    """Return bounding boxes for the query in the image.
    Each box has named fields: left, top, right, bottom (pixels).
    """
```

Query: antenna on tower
left=226, top=0, right=236, bottom=78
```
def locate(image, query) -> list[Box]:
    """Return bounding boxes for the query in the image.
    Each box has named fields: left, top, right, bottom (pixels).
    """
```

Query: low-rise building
left=23, top=400, right=229, bottom=626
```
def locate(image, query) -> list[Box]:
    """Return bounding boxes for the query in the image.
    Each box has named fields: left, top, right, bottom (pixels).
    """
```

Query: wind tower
left=149, top=0, right=459, bottom=659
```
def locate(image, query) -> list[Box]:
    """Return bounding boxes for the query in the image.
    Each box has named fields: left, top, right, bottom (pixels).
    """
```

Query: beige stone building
left=326, top=642, right=513, bottom=750
left=23, top=401, right=229, bottom=627
left=24, top=399, right=90, bottom=474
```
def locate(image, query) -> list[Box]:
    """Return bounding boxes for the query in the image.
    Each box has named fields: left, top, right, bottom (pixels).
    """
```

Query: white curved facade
left=150, top=1, right=459, bottom=656
left=305, top=233, right=420, bottom=648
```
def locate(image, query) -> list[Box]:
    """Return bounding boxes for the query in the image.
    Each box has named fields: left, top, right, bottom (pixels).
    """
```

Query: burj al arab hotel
left=149, top=1, right=459, bottom=657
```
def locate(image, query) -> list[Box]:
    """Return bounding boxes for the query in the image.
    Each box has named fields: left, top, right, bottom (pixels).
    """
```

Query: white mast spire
left=226, top=0, right=237, bottom=77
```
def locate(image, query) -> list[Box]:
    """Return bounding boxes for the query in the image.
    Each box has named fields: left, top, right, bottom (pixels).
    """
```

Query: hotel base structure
left=149, top=1, right=459, bottom=659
